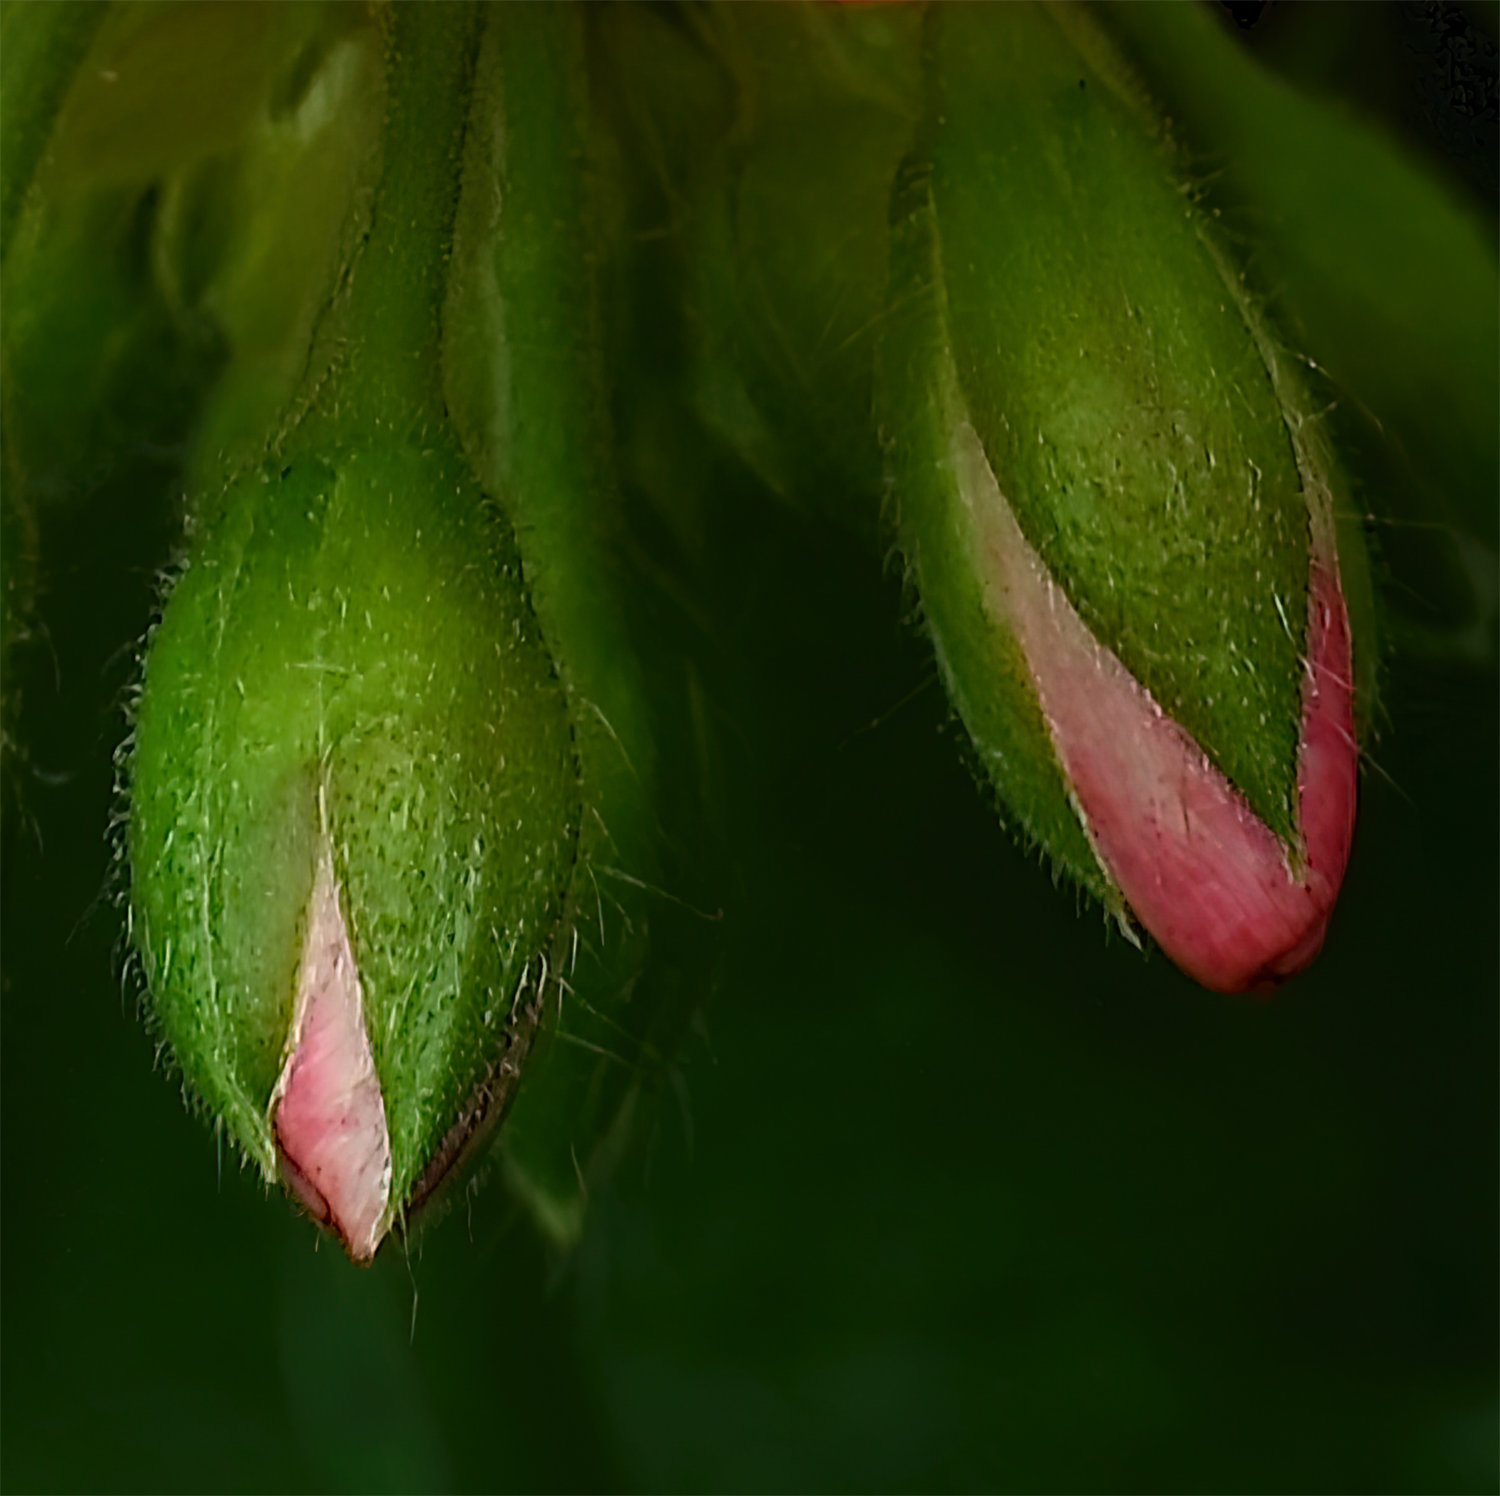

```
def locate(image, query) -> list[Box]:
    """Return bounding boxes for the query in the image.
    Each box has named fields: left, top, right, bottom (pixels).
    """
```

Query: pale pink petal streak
left=271, top=848, right=392, bottom=1259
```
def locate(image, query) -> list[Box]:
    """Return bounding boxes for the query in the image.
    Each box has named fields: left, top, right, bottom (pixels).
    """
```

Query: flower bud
left=131, top=440, right=579, bottom=1258
left=128, top=5, right=582, bottom=1258
left=882, top=4, right=1368, bottom=991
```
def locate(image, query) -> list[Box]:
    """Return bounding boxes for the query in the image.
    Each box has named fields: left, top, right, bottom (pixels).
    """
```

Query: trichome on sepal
left=880, top=2, right=1375, bottom=992
left=126, top=2, right=657, bottom=1260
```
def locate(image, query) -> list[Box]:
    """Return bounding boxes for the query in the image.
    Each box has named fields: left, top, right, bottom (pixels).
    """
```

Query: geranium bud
left=128, top=5, right=580, bottom=1258
left=883, top=3, right=1369, bottom=992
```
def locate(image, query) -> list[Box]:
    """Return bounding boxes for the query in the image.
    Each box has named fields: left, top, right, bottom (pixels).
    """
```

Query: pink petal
left=272, top=849, right=392, bottom=1259
left=956, top=421, right=1357, bottom=993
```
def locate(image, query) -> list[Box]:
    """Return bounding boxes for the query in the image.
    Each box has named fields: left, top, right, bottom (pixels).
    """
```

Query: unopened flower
left=882, top=3, right=1370, bottom=991
left=128, top=6, right=584, bottom=1259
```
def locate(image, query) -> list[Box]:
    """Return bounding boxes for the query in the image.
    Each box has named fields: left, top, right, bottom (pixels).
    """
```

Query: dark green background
left=3, top=4, right=1496, bottom=1491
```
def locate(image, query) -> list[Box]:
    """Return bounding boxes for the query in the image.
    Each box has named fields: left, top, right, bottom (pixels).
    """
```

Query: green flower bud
left=882, top=3, right=1369, bottom=991
left=128, top=4, right=581, bottom=1258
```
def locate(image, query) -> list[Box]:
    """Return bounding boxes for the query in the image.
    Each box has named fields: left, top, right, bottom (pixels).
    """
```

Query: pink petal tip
left=272, top=849, right=392, bottom=1259
left=958, top=421, right=1357, bottom=994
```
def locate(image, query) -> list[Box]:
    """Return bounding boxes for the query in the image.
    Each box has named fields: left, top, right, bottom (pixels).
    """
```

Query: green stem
left=315, top=2, right=481, bottom=436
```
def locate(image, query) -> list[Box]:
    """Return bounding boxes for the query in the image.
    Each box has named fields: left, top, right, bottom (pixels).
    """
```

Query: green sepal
left=129, top=441, right=579, bottom=1207
left=128, top=3, right=583, bottom=1226
left=1102, top=1, right=1498, bottom=556
left=881, top=149, right=1107, bottom=902
left=881, top=2, right=1372, bottom=896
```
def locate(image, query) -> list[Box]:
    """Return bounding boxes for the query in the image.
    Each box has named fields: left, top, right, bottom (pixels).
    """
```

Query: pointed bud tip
left=1092, top=558, right=1355, bottom=994
left=1049, top=545, right=1355, bottom=995
left=961, top=421, right=1357, bottom=994
left=271, top=850, right=392, bottom=1261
